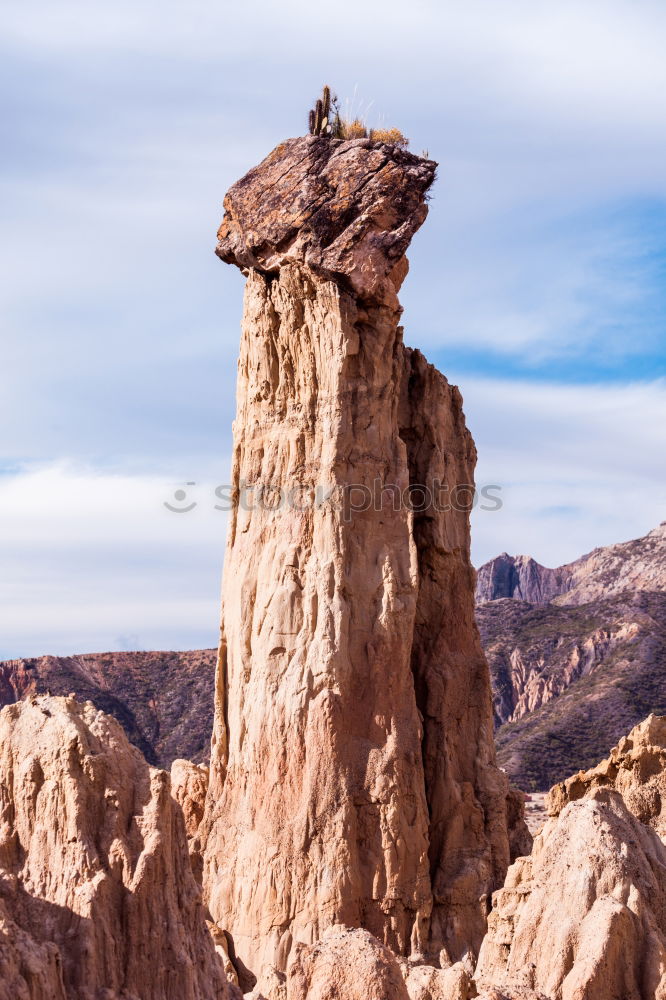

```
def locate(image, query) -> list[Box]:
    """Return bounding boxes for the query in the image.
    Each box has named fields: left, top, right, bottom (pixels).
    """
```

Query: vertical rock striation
left=201, top=136, right=516, bottom=978
left=0, top=696, right=229, bottom=1000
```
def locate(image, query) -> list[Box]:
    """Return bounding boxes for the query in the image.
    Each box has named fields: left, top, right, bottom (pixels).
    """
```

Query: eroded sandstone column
left=201, top=136, right=513, bottom=977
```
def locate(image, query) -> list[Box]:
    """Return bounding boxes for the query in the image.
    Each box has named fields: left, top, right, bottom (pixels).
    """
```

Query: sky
left=1, top=0, right=665, bottom=658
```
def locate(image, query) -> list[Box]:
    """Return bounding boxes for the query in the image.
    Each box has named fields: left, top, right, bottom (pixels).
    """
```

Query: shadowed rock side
left=0, top=696, right=229, bottom=1000
left=201, top=135, right=521, bottom=982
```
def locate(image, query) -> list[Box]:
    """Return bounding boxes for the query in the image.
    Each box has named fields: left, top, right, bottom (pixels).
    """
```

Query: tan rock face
left=286, top=927, right=410, bottom=1000
left=172, top=758, right=209, bottom=838
left=505, top=786, right=533, bottom=862
left=202, top=136, right=518, bottom=977
left=0, top=696, right=229, bottom=1000
left=547, top=713, right=666, bottom=836
left=403, top=960, right=471, bottom=1000
left=476, top=788, right=666, bottom=1000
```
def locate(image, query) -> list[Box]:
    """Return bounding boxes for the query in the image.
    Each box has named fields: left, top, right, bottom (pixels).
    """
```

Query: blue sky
left=1, top=0, right=665, bottom=657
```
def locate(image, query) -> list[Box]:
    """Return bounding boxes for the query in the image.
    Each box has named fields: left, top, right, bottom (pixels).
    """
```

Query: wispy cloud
left=2, top=0, right=665, bottom=654
left=465, top=376, right=666, bottom=565
left=0, top=463, right=229, bottom=658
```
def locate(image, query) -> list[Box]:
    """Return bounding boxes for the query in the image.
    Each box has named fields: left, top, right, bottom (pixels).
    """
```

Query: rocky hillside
left=476, top=521, right=666, bottom=605
left=476, top=522, right=666, bottom=791
left=488, top=592, right=666, bottom=790
left=0, top=648, right=216, bottom=768
left=479, top=591, right=666, bottom=727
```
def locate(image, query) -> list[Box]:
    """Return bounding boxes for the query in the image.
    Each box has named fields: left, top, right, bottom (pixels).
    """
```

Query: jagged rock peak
left=475, top=553, right=569, bottom=605
left=216, top=135, right=437, bottom=300
left=547, top=713, right=666, bottom=835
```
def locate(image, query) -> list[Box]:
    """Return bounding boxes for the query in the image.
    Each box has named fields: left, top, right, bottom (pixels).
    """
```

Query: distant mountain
left=3, top=527, right=663, bottom=787
left=477, top=591, right=666, bottom=789
left=476, top=522, right=666, bottom=790
left=0, top=649, right=216, bottom=768
left=476, top=521, right=666, bottom=605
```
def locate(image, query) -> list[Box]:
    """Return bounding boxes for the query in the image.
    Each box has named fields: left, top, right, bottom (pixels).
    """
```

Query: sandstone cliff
left=476, top=521, right=666, bottom=606
left=0, top=695, right=229, bottom=1000
left=200, top=135, right=518, bottom=981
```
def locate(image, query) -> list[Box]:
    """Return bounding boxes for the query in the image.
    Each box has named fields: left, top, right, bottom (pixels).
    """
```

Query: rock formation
left=476, top=789, right=666, bottom=999
left=0, top=648, right=217, bottom=767
left=475, top=521, right=666, bottom=606
left=201, top=135, right=520, bottom=980
left=172, top=757, right=210, bottom=839
left=0, top=893, right=67, bottom=1000
left=477, top=715, right=666, bottom=1000
left=287, top=927, right=410, bottom=1000
left=547, top=713, right=666, bottom=834
left=0, top=695, right=229, bottom=1000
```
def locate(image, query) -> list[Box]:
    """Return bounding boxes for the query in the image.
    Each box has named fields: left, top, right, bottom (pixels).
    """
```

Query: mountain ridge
left=476, top=521, right=666, bottom=605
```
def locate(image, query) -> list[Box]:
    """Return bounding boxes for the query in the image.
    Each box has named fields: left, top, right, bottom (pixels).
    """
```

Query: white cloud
left=0, top=464, right=229, bottom=658
left=2, top=0, right=665, bottom=654
left=465, top=377, right=666, bottom=565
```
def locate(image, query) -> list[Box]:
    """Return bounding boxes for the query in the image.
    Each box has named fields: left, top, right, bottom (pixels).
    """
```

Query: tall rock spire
left=201, top=135, right=514, bottom=980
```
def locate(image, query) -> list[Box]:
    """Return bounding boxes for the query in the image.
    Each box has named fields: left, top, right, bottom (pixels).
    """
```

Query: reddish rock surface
left=201, top=136, right=521, bottom=983
left=216, top=135, right=436, bottom=301
left=0, top=696, right=229, bottom=1000
left=0, top=648, right=216, bottom=768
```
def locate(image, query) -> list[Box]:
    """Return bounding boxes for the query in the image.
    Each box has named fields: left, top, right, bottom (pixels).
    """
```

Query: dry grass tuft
left=368, top=127, right=409, bottom=148
left=338, top=117, right=369, bottom=140
left=307, top=87, right=410, bottom=148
